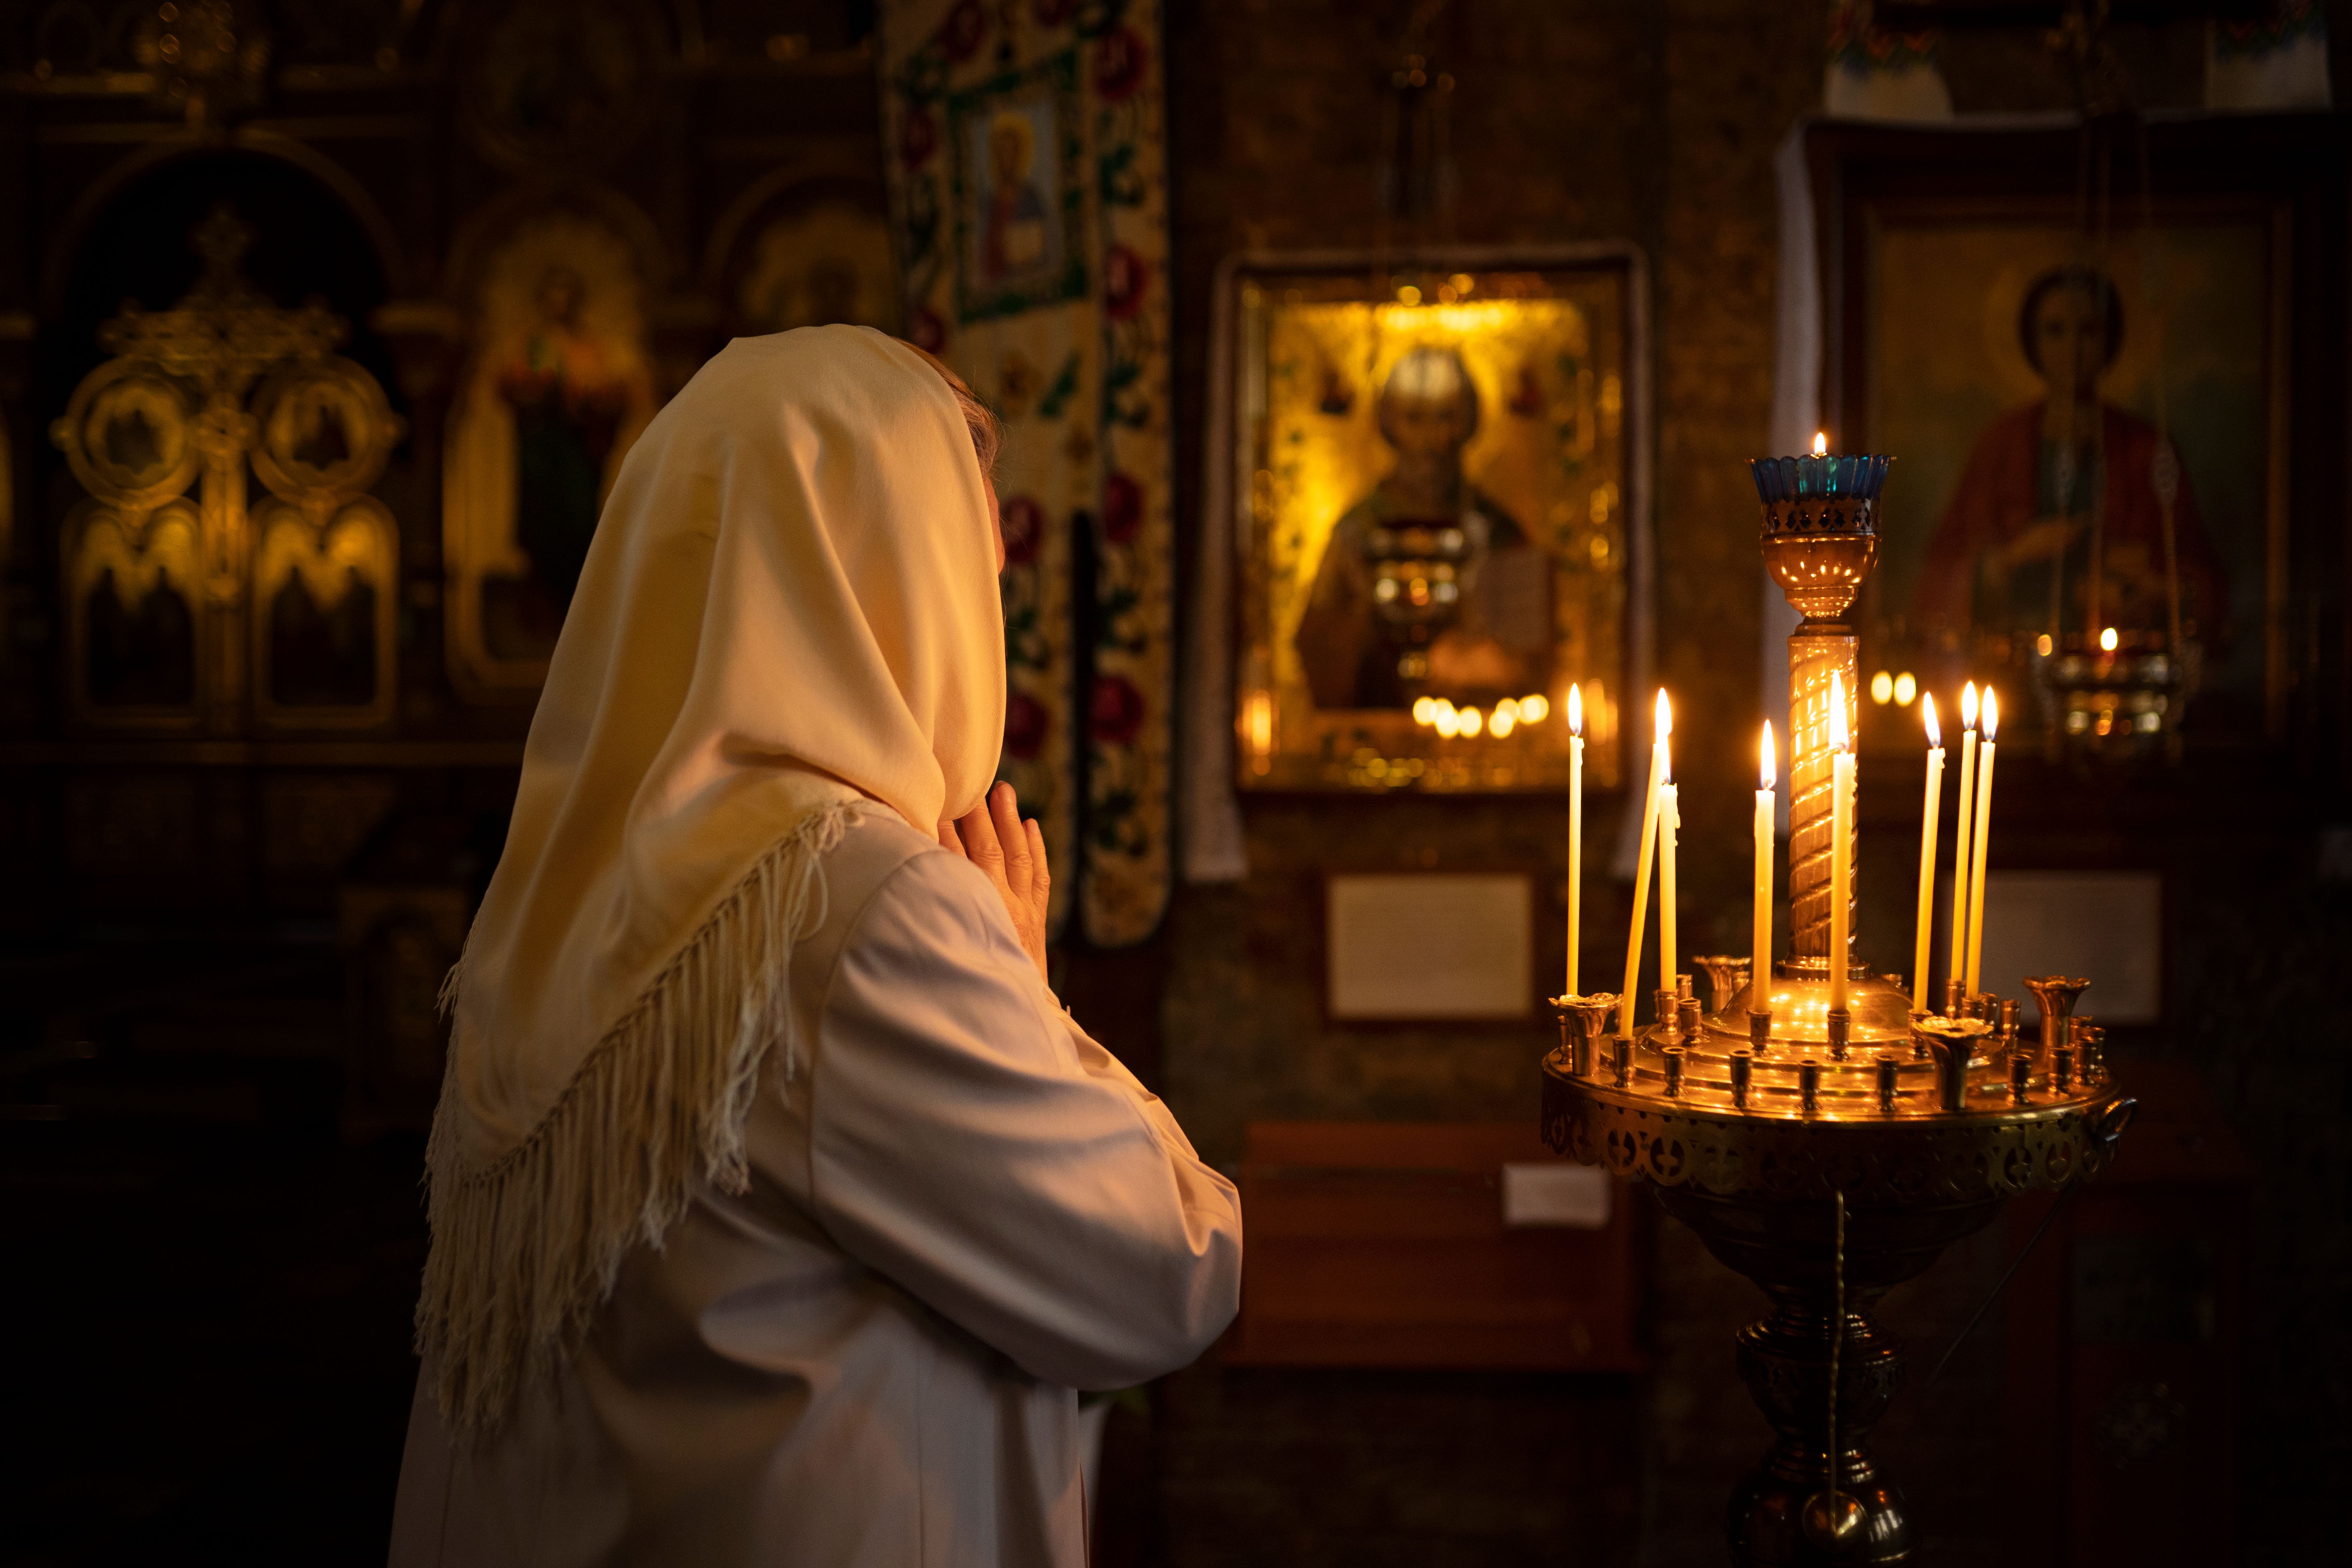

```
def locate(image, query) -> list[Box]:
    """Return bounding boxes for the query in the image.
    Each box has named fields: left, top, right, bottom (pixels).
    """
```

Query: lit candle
left=1617, top=690, right=1671, bottom=1039
left=1659, top=757, right=1679, bottom=996
left=1753, top=721, right=1775, bottom=1009
left=1829, top=671, right=1853, bottom=1020
left=1964, top=690, right=1999, bottom=995
left=1912, top=693, right=1944, bottom=1013
left=1945, top=681, right=1979, bottom=1007
left=1566, top=686, right=1585, bottom=997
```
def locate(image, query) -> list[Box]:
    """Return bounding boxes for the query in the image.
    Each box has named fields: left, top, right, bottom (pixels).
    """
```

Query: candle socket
left=1695, top=956, right=1752, bottom=1016
left=2053, top=1045, right=2076, bottom=1094
left=1611, top=1035, right=1633, bottom=1088
left=1798, top=1059, right=1822, bottom=1116
left=1561, top=994, right=1619, bottom=1080
left=1677, top=996, right=1703, bottom=1044
left=1747, top=1008, right=1773, bottom=1057
left=1675, top=972, right=1695, bottom=1003
left=1944, top=978, right=1963, bottom=1018
left=2025, top=975, right=2091, bottom=1072
left=1826, top=1008, right=1851, bottom=1061
left=1729, top=1049, right=1755, bottom=1109
left=2076, top=1023, right=2105, bottom=1081
left=1999, top=999, right=2019, bottom=1051
left=1661, top=1046, right=1686, bottom=1098
left=2009, top=1051, right=2033, bottom=1105
left=1654, top=987, right=1681, bottom=1044
left=1914, top=1015, right=1990, bottom=1113
left=1876, top=1053, right=1900, bottom=1114
left=1908, top=1012, right=1932, bottom=1059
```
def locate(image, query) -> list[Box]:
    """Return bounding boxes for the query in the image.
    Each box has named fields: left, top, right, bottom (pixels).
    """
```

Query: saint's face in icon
left=2027, top=274, right=2114, bottom=404
left=534, top=265, right=586, bottom=330
left=990, top=114, right=1034, bottom=188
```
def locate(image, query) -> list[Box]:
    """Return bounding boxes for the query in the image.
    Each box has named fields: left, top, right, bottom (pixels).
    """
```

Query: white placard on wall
left=1326, top=873, right=1533, bottom=1021
left=1501, top=1163, right=1612, bottom=1229
left=1975, top=870, right=2162, bottom=1023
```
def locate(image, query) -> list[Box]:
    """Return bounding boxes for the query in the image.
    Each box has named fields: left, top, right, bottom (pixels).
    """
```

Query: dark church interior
left=3, top=1, right=2348, bottom=1563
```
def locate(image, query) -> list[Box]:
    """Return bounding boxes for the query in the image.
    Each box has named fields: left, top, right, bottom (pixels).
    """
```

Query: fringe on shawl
left=415, top=799, right=855, bottom=1440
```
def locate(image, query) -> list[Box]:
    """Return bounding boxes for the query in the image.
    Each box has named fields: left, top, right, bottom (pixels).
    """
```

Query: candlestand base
left=1657, top=1188, right=2005, bottom=1566
left=1542, top=1020, right=2134, bottom=1566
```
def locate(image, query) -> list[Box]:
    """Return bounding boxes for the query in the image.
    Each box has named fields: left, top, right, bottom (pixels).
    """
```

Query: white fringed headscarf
left=418, top=325, right=1006, bottom=1437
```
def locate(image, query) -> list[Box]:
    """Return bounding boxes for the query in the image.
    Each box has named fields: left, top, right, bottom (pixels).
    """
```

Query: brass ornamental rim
left=1541, top=1047, right=2136, bottom=1203
left=1543, top=1048, right=2130, bottom=1133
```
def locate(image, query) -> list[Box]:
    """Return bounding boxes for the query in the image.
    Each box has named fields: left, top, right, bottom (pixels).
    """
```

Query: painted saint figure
left=1914, top=264, right=2226, bottom=646
left=499, top=265, right=640, bottom=613
left=445, top=212, right=659, bottom=686
left=981, top=110, right=1049, bottom=283
left=1293, top=346, right=1554, bottom=709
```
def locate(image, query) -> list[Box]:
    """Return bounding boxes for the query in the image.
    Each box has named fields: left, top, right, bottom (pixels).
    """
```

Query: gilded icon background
left=444, top=211, right=658, bottom=695
left=1236, top=263, right=1634, bottom=791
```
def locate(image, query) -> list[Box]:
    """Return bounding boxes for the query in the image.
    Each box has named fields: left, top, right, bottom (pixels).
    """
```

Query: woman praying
left=389, top=326, right=1242, bottom=1567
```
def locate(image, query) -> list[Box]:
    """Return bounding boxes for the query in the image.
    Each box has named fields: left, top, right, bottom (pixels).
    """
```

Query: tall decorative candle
left=1658, top=761, right=1679, bottom=995
left=1753, top=721, right=1775, bottom=1006
left=1566, top=685, right=1585, bottom=997
left=1912, top=693, right=1944, bottom=1013
left=1946, top=681, right=1979, bottom=1003
left=1617, top=690, right=1671, bottom=1039
left=1828, top=671, right=1853, bottom=1020
left=1964, top=690, right=1999, bottom=994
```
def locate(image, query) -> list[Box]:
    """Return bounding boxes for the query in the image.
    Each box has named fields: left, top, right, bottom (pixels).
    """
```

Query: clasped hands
left=938, top=781, right=1050, bottom=983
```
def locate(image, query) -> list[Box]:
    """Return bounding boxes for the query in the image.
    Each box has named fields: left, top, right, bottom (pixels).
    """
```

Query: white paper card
left=1501, top=1163, right=1611, bottom=1229
left=1326, top=873, right=1531, bottom=1020
left=1975, top=870, right=2162, bottom=1023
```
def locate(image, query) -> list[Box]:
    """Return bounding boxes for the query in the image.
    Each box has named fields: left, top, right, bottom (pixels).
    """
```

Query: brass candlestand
left=1544, top=455, right=2136, bottom=1566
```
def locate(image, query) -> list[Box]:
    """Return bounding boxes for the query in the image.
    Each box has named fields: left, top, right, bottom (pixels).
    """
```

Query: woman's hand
left=939, top=782, right=1051, bottom=983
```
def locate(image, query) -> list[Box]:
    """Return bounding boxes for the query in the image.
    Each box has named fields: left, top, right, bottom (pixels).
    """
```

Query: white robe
left=389, top=811, right=1243, bottom=1567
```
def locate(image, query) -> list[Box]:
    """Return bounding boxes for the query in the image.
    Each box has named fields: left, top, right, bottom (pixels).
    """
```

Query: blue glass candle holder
left=1749, top=450, right=1891, bottom=536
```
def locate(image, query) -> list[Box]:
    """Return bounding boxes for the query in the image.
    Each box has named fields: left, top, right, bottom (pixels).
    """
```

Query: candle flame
left=2100, top=626, right=2119, bottom=653
left=1812, top=431, right=1828, bottom=457
left=1922, top=690, right=1941, bottom=749
left=1960, top=680, right=1979, bottom=730
left=1654, top=687, right=1672, bottom=740
left=1829, top=670, right=1849, bottom=751
left=1981, top=688, right=1999, bottom=742
left=1567, top=683, right=1583, bottom=737
left=1760, top=720, right=1776, bottom=789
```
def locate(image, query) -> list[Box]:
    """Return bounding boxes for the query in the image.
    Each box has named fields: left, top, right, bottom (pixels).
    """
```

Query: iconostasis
left=0, top=1, right=903, bottom=1123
